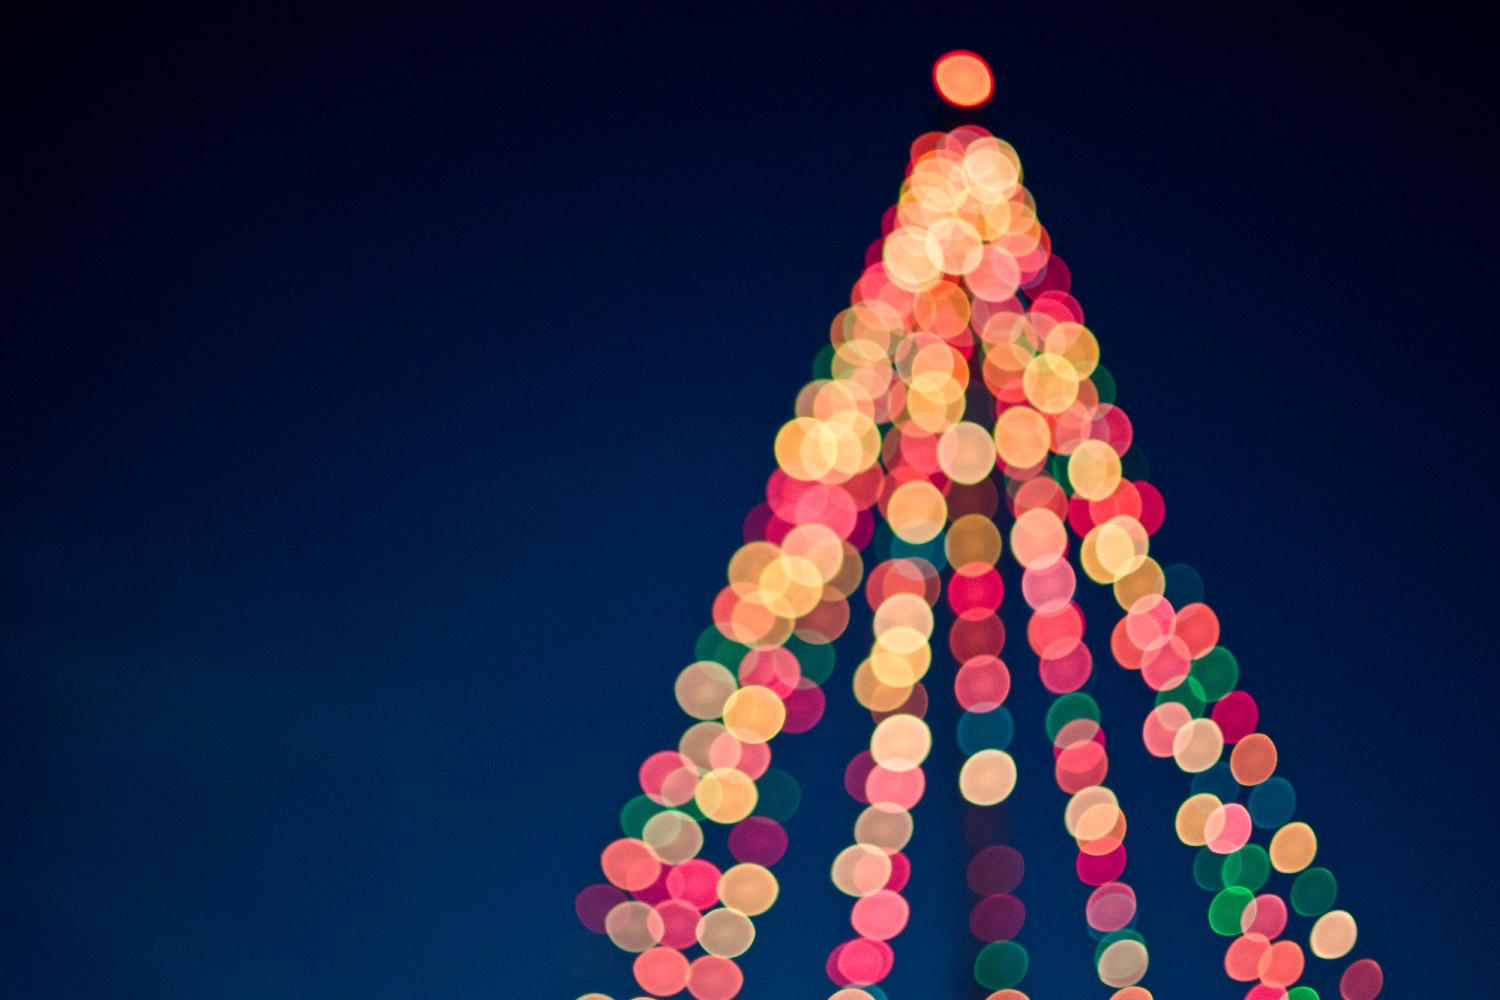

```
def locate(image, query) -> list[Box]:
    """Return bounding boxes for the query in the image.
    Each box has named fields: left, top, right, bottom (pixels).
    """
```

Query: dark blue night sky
left=5, top=3, right=1494, bottom=998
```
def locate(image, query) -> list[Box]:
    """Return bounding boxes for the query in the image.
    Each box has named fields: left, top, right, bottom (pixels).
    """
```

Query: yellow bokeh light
left=721, top=685, right=786, bottom=744
left=718, top=863, right=779, bottom=916
left=870, top=713, right=932, bottom=772
left=960, top=749, right=1017, bottom=805
left=694, top=768, right=758, bottom=824
left=886, top=479, right=948, bottom=544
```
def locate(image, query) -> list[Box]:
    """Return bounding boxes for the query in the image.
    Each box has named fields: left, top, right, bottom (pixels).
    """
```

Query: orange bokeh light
left=934, top=51, right=993, bottom=107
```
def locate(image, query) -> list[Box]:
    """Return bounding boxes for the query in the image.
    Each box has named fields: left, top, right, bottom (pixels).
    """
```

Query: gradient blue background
left=5, top=3, right=1494, bottom=997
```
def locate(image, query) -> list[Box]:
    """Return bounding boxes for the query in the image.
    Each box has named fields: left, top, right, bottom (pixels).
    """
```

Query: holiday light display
left=570, top=51, right=1382, bottom=1000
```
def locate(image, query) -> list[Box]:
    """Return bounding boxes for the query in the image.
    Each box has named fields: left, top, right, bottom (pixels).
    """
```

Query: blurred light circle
left=961, top=749, right=1017, bottom=805
left=640, top=751, right=699, bottom=807
left=1258, top=940, right=1305, bottom=989
left=1065, top=786, right=1118, bottom=837
left=721, top=686, right=785, bottom=744
left=643, top=811, right=705, bottom=865
left=633, top=946, right=690, bottom=996
left=1209, top=887, right=1255, bottom=937
left=970, top=892, right=1026, bottom=941
left=933, top=50, right=994, bottom=107
left=1022, top=557, right=1076, bottom=613
left=1125, top=595, right=1175, bottom=651
left=883, top=227, right=943, bottom=293
left=727, top=817, right=786, bottom=866
left=1023, top=353, right=1080, bottom=413
left=655, top=899, right=701, bottom=950
left=694, top=768, right=758, bottom=824
left=696, top=907, right=754, bottom=958
left=1231, top=733, right=1278, bottom=785
left=607, top=899, right=666, bottom=952
left=675, top=662, right=739, bottom=720
left=1027, top=601, right=1084, bottom=659
left=1097, top=938, right=1148, bottom=987
left=1211, top=690, right=1259, bottom=744
left=1083, top=516, right=1150, bottom=582
left=886, top=480, right=948, bottom=544
left=855, top=804, right=913, bottom=852
left=835, top=936, right=892, bottom=985
left=1224, top=931, right=1270, bottom=979
left=687, top=955, right=743, bottom=1000
left=781, top=678, right=827, bottom=733
left=1175, top=793, right=1222, bottom=846
left=1074, top=800, right=1123, bottom=847
left=775, top=417, right=839, bottom=481
left=967, top=844, right=1025, bottom=894
left=851, top=889, right=911, bottom=940
left=1076, top=845, right=1127, bottom=885
left=1172, top=718, right=1225, bottom=773
left=929, top=217, right=985, bottom=274
left=1142, top=702, right=1192, bottom=757
left=947, top=513, right=1003, bottom=566
left=832, top=844, right=893, bottom=897
left=1290, top=867, right=1337, bottom=917
left=938, top=422, right=997, bottom=483
left=1248, top=778, right=1297, bottom=829
left=752, top=767, right=800, bottom=822
left=1269, top=822, right=1317, bottom=873
left=1223, top=844, right=1272, bottom=892
left=955, top=656, right=1011, bottom=712
left=1241, top=892, right=1288, bottom=939
left=680, top=723, right=728, bottom=771
left=1039, top=643, right=1093, bottom=693
left=1339, top=958, right=1381, bottom=1000
left=1311, top=910, right=1358, bottom=960
left=576, top=884, right=627, bottom=934
left=1204, top=802, right=1253, bottom=854
left=717, top=863, right=778, bottom=916
left=1086, top=881, right=1137, bottom=932
left=1139, top=637, right=1191, bottom=692
left=949, top=612, right=1007, bottom=662
left=871, top=714, right=932, bottom=771
left=1191, top=647, right=1239, bottom=701
left=1054, top=740, right=1108, bottom=793
left=1112, top=556, right=1164, bottom=612
left=995, top=406, right=1052, bottom=468
left=1045, top=692, right=1099, bottom=742
left=973, top=940, right=1028, bottom=990
left=1069, top=440, right=1123, bottom=501
left=737, top=646, right=801, bottom=700
left=1011, top=508, right=1068, bottom=569
left=1174, top=602, right=1220, bottom=658
left=967, top=244, right=1022, bottom=300
left=949, top=563, right=1005, bottom=620
left=874, top=592, right=935, bottom=648
left=668, top=859, right=723, bottom=909
left=602, top=839, right=663, bottom=892
left=865, top=763, right=925, bottom=811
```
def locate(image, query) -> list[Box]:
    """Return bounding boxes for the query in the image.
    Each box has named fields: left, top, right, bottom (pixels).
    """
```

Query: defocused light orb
left=934, top=51, right=994, bottom=107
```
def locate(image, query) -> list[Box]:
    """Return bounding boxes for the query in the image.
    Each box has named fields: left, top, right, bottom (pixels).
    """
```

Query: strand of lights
left=1007, top=464, right=1149, bottom=990
left=948, top=503, right=1028, bottom=994
left=1064, top=396, right=1381, bottom=999
left=946, top=120, right=1383, bottom=999
left=573, top=302, right=889, bottom=1000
